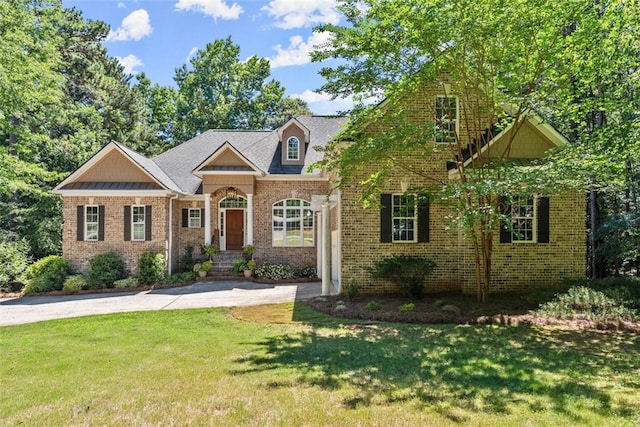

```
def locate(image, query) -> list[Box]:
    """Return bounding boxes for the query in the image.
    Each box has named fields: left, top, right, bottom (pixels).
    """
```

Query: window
left=392, top=194, right=417, bottom=242
left=132, top=206, right=145, bottom=241
left=85, top=205, right=99, bottom=241
left=510, top=196, right=535, bottom=242
left=435, top=96, right=458, bottom=143
left=287, top=136, right=300, bottom=160
left=272, top=199, right=313, bottom=247
left=188, top=208, right=201, bottom=228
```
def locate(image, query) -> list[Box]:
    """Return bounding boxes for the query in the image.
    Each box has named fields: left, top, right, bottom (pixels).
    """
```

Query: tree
left=262, top=97, right=313, bottom=130
left=313, top=0, right=637, bottom=300
left=173, top=37, right=287, bottom=140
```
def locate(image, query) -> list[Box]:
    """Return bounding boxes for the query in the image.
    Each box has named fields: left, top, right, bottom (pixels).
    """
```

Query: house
left=54, top=90, right=587, bottom=295
left=53, top=116, right=347, bottom=282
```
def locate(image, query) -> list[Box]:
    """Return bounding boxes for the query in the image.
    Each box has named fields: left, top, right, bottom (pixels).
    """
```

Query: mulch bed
left=307, top=293, right=640, bottom=333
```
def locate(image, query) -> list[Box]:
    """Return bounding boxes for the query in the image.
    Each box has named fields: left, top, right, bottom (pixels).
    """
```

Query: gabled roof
left=192, top=141, right=264, bottom=176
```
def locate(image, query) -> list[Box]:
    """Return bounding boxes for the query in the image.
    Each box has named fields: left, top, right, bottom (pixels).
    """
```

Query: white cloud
left=174, top=0, right=243, bottom=20
left=106, top=9, right=152, bottom=42
left=269, top=32, right=332, bottom=69
left=117, top=2, right=126, bottom=9
left=262, top=0, right=340, bottom=29
left=116, top=54, right=144, bottom=74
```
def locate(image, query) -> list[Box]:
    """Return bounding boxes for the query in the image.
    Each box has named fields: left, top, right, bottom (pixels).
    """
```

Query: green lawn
left=2, top=303, right=639, bottom=426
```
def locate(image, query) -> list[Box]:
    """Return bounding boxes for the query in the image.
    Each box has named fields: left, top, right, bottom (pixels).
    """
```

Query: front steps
left=200, top=250, right=248, bottom=281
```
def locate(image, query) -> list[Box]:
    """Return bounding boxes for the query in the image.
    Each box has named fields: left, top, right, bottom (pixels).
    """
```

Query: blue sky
left=61, top=0, right=355, bottom=115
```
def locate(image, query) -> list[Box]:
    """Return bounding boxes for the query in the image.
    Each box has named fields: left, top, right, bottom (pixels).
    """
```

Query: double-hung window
left=188, top=208, right=201, bottom=228
left=510, top=196, right=535, bottom=242
left=392, top=194, right=417, bottom=242
left=132, top=206, right=146, bottom=241
left=85, top=205, right=99, bottom=241
left=435, top=96, right=458, bottom=143
left=272, top=199, right=314, bottom=247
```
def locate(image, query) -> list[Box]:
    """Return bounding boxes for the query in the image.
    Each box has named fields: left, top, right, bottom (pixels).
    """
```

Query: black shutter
left=77, top=206, right=84, bottom=241
left=182, top=209, right=188, bottom=227
left=499, top=196, right=512, bottom=243
left=98, top=206, right=105, bottom=241
left=380, top=194, right=392, bottom=243
left=417, top=197, right=430, bottom=243
left=124, top=206, right=131, bottom=241
left=145, top=205, right=152, bottom=241
left=537, top=196, right=550, bottom=243
left=200, top=208, right=205, bottom=228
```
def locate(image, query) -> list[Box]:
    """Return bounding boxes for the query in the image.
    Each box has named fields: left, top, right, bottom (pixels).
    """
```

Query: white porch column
left=204, top=193, right=212, bottom=245
left=316, top=210, right=322, bottom=279
left=246, top=193, right=254, bottom=246
left=321, top=201, right=331, bottom=296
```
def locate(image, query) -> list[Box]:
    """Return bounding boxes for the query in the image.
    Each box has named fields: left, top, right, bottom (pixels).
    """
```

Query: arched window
left=272, top=199, right=313, bottom=247
left=286, top=136, right=300, bottom=160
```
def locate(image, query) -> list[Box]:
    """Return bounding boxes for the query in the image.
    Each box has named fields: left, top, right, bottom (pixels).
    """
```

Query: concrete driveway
left=0, top=281, right=322, bottom=327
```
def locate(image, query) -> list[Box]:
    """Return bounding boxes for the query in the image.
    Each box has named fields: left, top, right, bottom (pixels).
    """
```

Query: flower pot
left=198, top=270, right=208, bottom=278
left=243, top=269, right=253, bottom=278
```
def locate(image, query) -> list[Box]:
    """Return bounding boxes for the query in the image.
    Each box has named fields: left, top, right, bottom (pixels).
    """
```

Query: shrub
left=114, top=277, right=138, bottom=289
left=87, top=252, right=126, bottom=289
left=398, top=303, right=415, bottom=312
left=366, top=301, right=381, bottom=310
left=180, top=244, right=195, bottom=273
left=62, top=275, right=86, bottom=293
left=344, top=281, right=360, bottom=300
left=370, top=255, right=436, bottom=299
left=137, top=252, right=165, bottom=285
left=231, top=258, right=247, bottom=274
left=255, top=263, right=293, bottom=281
left=163, top=271, right=195, bottom=285
left=23, top=256, right=71, bottom=294
left=295, top=265, right=317, bottom=278
left=0, top=240, right=30, bottom=285
left=538, top=286, right=639, bottom=321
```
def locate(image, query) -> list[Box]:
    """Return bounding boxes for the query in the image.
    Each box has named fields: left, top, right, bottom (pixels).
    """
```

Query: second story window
left=287, top=136, right=300, bottom=160
left=435, top=96, right=458, bottom=143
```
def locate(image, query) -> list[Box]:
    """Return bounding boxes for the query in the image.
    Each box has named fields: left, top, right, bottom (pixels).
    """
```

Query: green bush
left=231, top=258, right=247, bottom=274
left=114, top=277, right=138, bottom=289
left=295, top=265, right=317, bottom=278
left=344, top=281, right=360, bottom=300
left=87, top=252, right=126, bottom=289
left=370, top=255, right=436, bottom=299
left=366, top=301, right=381, bottom=310
left=137, top=252, right=165, bottom=285
left=255, top=263, right=293, bottom=280
left=180, top=244, right=195, bottom=273
left=23, top=256, right=71, bottom=294
left=398, top=303, right=415, bottom=312
left=538, top=286, right=639, bottom=321
left=0, top=240, right=30, bottom=285
left=163, top=271, right=195, bottom=285
left=62, top=275, right=86, bottom=292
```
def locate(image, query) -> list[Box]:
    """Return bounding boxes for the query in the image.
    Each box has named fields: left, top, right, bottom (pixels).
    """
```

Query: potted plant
left=201, top=243, right=217, bottom=261
left=231, top=258, right=246, bottom=275
left=244, top=259, right=257, bottom=278
left=193, top=260, right=212, bottom=278
left=242, top=245, right=255, bottom=261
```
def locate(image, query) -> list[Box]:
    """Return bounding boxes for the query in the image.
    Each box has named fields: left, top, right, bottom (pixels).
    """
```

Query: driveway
left=0, top=281, right=322, bottom=327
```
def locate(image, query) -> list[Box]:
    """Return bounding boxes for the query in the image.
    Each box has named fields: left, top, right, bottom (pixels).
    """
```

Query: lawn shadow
left=0, top=291, right=140, bottom=306
left=234, top=304, right=640, bottom=420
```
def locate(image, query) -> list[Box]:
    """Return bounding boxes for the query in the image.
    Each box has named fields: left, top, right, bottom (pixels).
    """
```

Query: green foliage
left=87, top=252, right=127, bottom=289
left=246, top=260, right=257, bottom=271
left=137, top=252, right=165, bottom=285
left=344, top=281, right=360, bottom=300
left=193, top=261, right=212, bottom=273
left=255, top=263, right=293, bottom=281
left=114, top=277, right=139, bottom=289
left=201, top=243, right=217, bottom=260
left=295, top=265, right=317, bottom=278
left=538, top=286, right=639, bottom=321
left=370, top=256, right=436, bottom=299
left=242, top=245, right=255, bottom=256
left=62, top=275, right=86, bottom=293
left=163, top=272, right=195, bottom=285
left=23, top=255, right=70, bottom=294
left=366, top=301, right=381, bottom=310
left=179, top=244, right=195, bottom=273
left=398, top=303, right=415, bottom=312
left=231, top=258, right=247, bottom=274
left=0, top=239, right=30, bottom=285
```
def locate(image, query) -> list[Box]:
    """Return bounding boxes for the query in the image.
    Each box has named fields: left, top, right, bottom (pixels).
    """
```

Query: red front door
left=226, top=209, right=244, bottom=250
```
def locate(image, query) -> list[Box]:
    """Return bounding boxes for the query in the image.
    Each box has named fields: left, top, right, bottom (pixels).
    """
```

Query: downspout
left=168, top=193, right=179, bottom=276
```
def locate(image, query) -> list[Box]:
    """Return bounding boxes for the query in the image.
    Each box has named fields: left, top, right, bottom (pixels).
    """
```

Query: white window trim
left=272, top=199, right=314, bottom=247
left=434, top=95, right=459, bottom=144
left=131, top=205, right=145, bottom=242
left=85, top=205, right=99, bottom=242
left=188, top=208, right=201, bottom=228
left=392, top=194, right=417, bottom=243
left=286, top=136, right=300, bottom=161
left=511, top=196, right=537, bottom=244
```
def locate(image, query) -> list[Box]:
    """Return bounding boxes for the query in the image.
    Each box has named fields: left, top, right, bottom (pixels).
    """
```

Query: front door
left=226, top=209, right=244, bottom=250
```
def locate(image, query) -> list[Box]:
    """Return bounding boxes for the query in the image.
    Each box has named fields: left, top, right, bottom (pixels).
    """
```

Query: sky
left=61, top=0, right=355, bottom=115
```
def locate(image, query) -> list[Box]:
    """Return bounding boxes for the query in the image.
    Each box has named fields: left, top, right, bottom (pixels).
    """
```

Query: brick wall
left=62, top=196, right=169, bottom=275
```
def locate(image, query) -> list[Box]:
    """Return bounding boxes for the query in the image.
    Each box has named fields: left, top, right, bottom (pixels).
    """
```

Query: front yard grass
left=2, top=303, right=639, bottom=426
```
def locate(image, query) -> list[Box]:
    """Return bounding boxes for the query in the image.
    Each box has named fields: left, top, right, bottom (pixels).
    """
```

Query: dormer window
left=287, top=136, right=300, bottom=160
